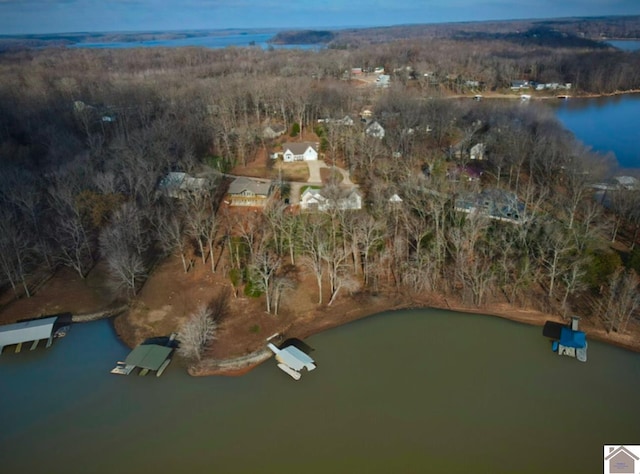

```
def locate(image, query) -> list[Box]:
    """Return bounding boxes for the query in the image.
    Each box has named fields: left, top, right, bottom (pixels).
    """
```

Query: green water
left=1, top=309, right=638, bottom=473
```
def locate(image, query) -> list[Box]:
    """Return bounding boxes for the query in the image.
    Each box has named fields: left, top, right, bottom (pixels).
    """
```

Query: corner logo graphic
left=605, top=446, right=640, bottom=474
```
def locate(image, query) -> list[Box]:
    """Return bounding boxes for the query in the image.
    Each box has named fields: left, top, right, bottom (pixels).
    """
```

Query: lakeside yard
left=2, top=248, right=638, bottom=376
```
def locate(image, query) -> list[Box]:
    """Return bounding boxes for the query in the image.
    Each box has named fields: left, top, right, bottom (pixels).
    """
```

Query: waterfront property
left=0, top=316, right=60, bottom=355
left=543, top=317, right=587, bottom=362
left=111, top=339, right=174, bottom=377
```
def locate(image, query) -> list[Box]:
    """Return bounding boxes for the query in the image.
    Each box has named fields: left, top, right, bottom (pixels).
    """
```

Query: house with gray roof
left=282, top=142, right=319, bottom=162
left=365, top=121, right=385, bottom=139
left=455, top=188, right=527, bottom=224
left=226, top=177, right=272, bottom=207
left=262, top=124, right=286, bottom=139
left=158, top=172, right=208, bottom=199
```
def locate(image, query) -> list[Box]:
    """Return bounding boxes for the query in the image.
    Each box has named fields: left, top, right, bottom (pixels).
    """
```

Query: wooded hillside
left=1, top=17, right=640, bottom=339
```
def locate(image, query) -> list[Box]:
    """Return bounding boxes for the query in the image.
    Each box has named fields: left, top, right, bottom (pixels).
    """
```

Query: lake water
left=1, top=310, right=639, bottom=473
left=69, top=31, right=321, bottom=50
left=607, top=40, right=640, bottom=51
left=552, top=93, right=640, bottom=170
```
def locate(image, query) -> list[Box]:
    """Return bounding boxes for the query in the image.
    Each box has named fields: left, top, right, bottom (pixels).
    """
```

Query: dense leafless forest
left=1, top=16, right=640, bottom=336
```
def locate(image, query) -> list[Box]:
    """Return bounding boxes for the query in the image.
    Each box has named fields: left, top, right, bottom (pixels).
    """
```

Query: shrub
left=583, top=248, right=622, bottom=289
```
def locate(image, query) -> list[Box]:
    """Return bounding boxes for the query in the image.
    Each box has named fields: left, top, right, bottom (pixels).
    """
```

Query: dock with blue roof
left=543, top=316, right=587, bottom=362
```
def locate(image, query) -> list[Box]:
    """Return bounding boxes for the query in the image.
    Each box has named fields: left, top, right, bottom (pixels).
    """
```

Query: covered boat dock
left=0, top=317, right=58, bottom=355
left=111, top=343, right=174, bottom=377
left=267, top=341, right=316, bottom=380
left=543, top=317, right=588, bottom=362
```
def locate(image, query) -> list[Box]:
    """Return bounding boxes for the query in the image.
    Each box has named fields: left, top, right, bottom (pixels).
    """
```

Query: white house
left=282, top=142, right=319, bottom=162
left=365, top=121, right=385, bottom=139
left=300, top=187, right=362, bottom=211
left=470, top=143, right=486, bottom=160
left=376, top=74, right=391, bottom=88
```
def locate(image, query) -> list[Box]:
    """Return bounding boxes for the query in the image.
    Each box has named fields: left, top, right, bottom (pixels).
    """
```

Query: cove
left=552, top=93, right=640, bottom=170
left=1, top=309, right=639, bottom=473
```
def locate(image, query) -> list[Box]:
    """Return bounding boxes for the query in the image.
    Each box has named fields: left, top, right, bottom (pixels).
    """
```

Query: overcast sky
left=1, top=0, right=639, bottom=35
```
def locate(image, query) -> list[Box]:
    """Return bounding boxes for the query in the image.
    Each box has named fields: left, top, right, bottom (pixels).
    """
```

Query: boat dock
left=543, top=316, right=588, bottom=362
left=111, top=334, right=176, bottom=377
left=0, top=315, right=71, bottom=355
left=267, top=338, right=316, bottom=380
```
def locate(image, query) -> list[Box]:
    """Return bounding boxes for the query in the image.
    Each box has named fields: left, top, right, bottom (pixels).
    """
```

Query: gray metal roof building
left=0, top=317, right=58, bottom=354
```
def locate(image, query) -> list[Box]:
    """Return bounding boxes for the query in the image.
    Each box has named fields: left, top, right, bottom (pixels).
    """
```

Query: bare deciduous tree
left=177, top=304, right=218, bottom=362
left=250, top=249, right=282, bottom=314
left=598, top=268, right=640, bottom=333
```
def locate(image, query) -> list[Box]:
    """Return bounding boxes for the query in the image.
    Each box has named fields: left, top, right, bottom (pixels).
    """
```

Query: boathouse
left=267, top=340, right=316, bottom=380
left=543, top=317, right=587, bottom=362
left=111, top=343, right=174, bottom=376
left=0, top=317, right=58, bottom=355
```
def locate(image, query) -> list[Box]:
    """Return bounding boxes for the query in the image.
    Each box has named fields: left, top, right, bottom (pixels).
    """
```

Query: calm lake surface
left=1, top=311, right=639, bottom=473
left=606, top=40, right=640, bottom=51
left=552, top=93, right=640, bottom=169
left=69, top=31, right=321, bottom=50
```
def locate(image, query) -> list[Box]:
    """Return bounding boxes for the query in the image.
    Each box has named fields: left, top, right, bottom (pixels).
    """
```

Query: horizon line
left=3, top=13, right=639, bottom=38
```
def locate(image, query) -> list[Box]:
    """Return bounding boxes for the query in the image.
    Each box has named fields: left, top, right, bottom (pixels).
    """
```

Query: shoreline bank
left=188, top=292, right=640, bottom=377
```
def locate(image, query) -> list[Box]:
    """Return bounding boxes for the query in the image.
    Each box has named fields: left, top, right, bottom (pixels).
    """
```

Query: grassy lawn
left=320, top=167, right=343, bottom=184
left=277, top=162, right=310, bottom=182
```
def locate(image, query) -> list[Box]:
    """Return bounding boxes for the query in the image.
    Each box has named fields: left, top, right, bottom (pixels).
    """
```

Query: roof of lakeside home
left=228, top=177, right=271, bottom=196
left=282, top=142, right=318, bottom=155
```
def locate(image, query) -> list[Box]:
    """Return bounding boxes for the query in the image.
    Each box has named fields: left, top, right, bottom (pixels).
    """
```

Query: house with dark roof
left=455, top=188, right=527, bottom=224
left=282, top=142, right=319, bottom=162
left=510, top=80, right=530, bottom=90
left=365, top=121, right=385, bottom=139
left=262, top=124, right=286, bottom=139
left=158, top=172, right=208, bottom=199
left=226, top=177, right=272, bottom=207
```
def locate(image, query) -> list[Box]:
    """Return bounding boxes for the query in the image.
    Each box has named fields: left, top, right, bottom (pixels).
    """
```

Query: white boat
left=110, top=362, right=135, bottom=375
left=277, top=363, right=301, bottom=380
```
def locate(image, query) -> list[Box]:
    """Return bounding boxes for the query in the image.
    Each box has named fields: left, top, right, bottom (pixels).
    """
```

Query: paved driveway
left=306, top=160, right=354, bottom=186
left=306, top=160, right=327, bottom=184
